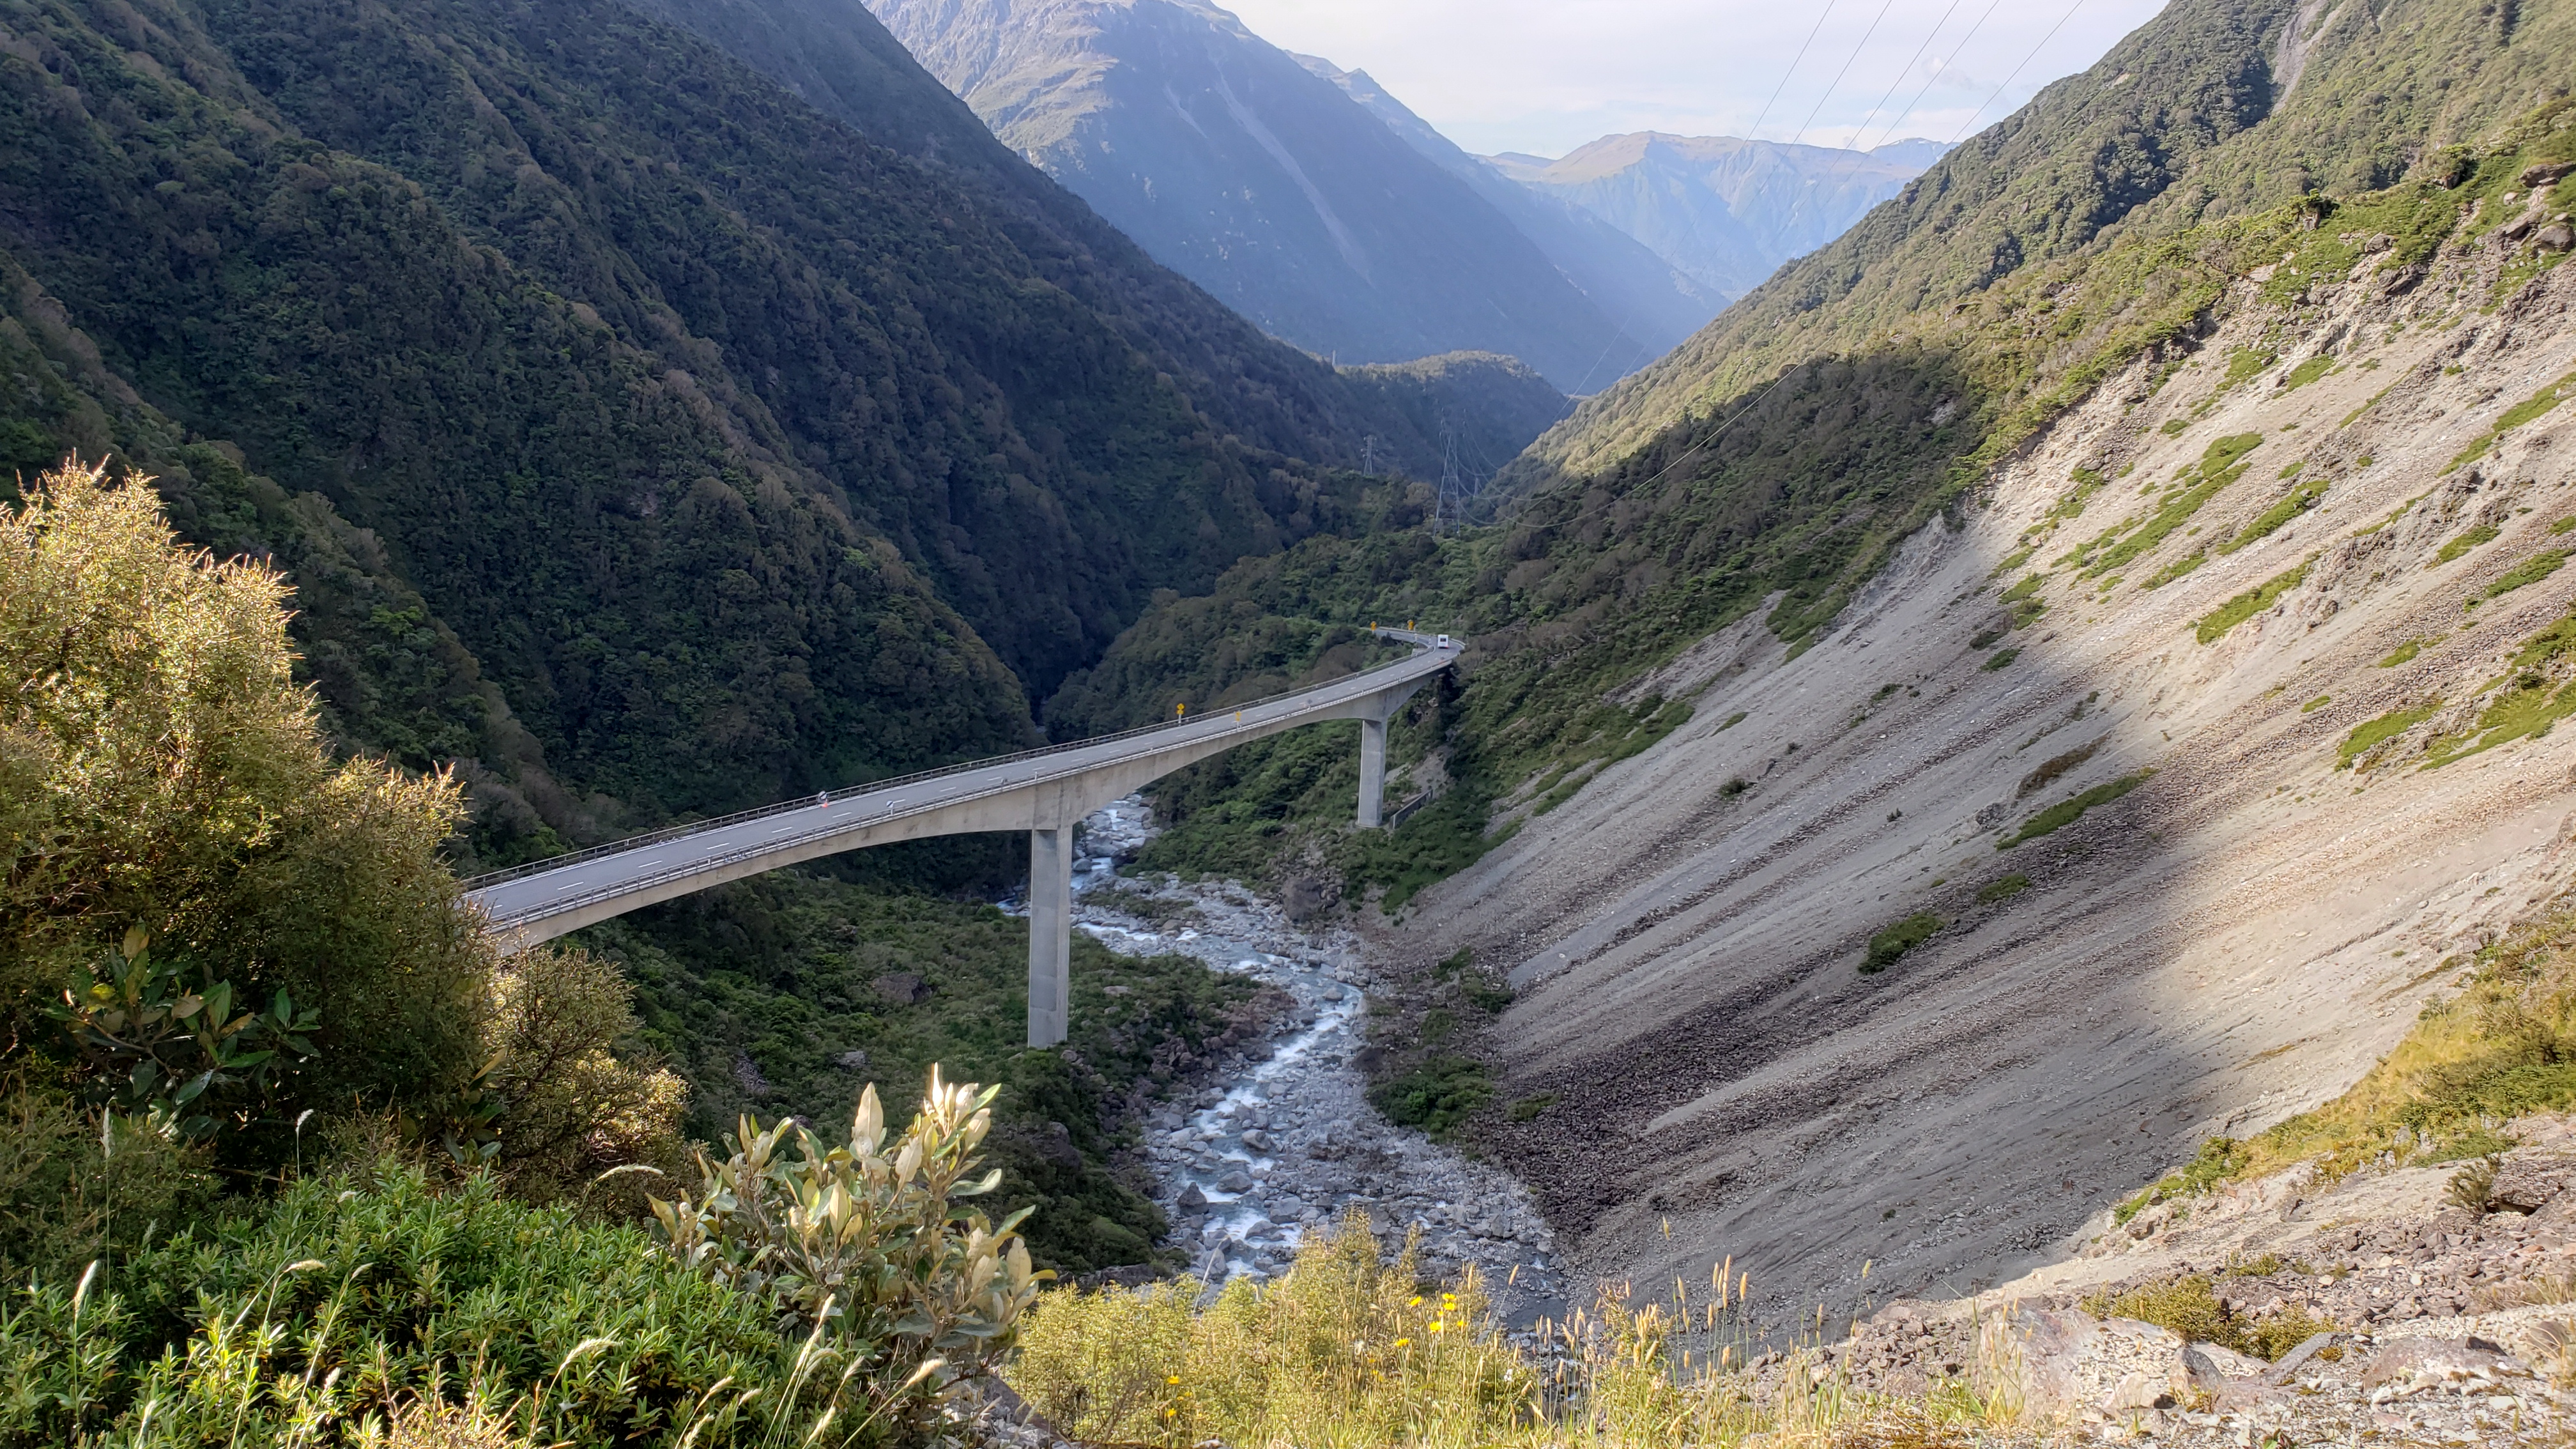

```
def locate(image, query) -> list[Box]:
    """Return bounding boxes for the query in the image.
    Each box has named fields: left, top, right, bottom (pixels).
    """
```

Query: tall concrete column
left=1027, top=825, right=1072, bottom=1047
left=1356, top=716, right=1388, bottom=829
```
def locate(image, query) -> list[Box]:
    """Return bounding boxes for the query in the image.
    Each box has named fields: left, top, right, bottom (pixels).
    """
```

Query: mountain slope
left=864, top=0, right=1667, bottom=389
left=0, top=0, right=1568, bottom=849
left=1487, top=134, right=1944, bottom=302
left=610, top=0, right=1558, bottom=480
left=1298, top=56, right=1721, bottom=360
left=1044, top=0, right=2576, bottom=1314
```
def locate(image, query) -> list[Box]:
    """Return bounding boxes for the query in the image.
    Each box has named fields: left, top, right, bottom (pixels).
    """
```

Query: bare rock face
left=872, top=972, right=932, bottom=1005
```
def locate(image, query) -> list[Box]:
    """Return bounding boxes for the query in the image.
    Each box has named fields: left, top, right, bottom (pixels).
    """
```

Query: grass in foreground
left=2110, top=894, right=2576, bottom=1223
left=1008, top=1214, right=2011, bottom=1448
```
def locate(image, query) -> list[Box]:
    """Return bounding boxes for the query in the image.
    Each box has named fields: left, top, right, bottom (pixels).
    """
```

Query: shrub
left=648, top=1070, right=1044, bottom=1409
left=1977, top=874, right=2031, bottom=904
left=0, top=463, right=486, bottom=1149
left=1864, top=913, right=1943, bottom=972
left=0, top=1164, right=812, bottom=1448
left=0, top=1078, right=215, bottom=1287
left=478, top=946, right=689, bottom=1208
left=1369, top=1056, right=1494, bottom=1140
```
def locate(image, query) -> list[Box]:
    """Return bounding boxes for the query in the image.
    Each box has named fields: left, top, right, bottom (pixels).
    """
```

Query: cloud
left=1220, top=0, right=2169, bottom=158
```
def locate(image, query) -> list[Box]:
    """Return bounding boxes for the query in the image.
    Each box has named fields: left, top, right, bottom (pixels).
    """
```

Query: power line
left=1746, top=1, right=1841, bottom=144
left=1873, top=0, right=2008, bottom=155
left=1839, top=0, right=1970, bottom=153
left=1945, top=0, right=2090, bottom=147
left=1786, top=0, right=1901, bottom=148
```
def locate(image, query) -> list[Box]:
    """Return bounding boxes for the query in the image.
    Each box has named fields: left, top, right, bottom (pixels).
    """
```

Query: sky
left=1221, top=0, right=2171, bottom=160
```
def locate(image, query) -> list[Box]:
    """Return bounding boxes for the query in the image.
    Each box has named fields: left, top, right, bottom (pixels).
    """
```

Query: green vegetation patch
left=2280, top=355, right=2335, bottom=392
left=1999, top=770, right=2154, bottom=848
left=2422, top=675, right=2576, bottom=767
left=2084, top=1273, right=2334, bottom=1361
left=2435, top=523, right=2501, bottom=563
left=2142, top=549, right=2207, bottom=590
left=2221, top=349, right=2278, bottom=389
left=2195, top=558, right=2315, bottom=644
left=2303, top=694, right=2332, bottom=713
left=2378, top=638, right=2428, bottom=667
left=2478, top=549, right=2569, bottom=602
left=1369, top=1055, right=1494, bottom=1140
left=1977, top=873, right=2032, bottom=903
left=1862, top=912, right=1945, bottom=973
left=2221, top=477, right=2327, bottom=554
left=586, top=873, right=1260, bottom=1271
left=2338, top=700, right=2443, bottom=769
left=1982, top=647, right=2021, bottom=671
left=2442, top=368, right=2576, bottom=475
left=0, top=1167, right=813, bottom=1447
left=2078, top=434, right=2263, bottom=579
left=1507, top=1091, right=1558, bottom=1123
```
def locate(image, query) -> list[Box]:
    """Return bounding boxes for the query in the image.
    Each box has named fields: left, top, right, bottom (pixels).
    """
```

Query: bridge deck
left=464, top=630, right=1457, bottom=1022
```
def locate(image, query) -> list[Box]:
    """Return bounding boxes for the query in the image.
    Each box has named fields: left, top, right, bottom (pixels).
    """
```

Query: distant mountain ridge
left=1488, top=134, right=1949, bottom=301
left=864, top=0, right=1684, bottom=390
left=1294, top=55, right=1722, bottom=365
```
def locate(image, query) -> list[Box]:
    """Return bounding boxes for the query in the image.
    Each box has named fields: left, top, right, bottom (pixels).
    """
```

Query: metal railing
left=463, top=629, right=1450, bottom=893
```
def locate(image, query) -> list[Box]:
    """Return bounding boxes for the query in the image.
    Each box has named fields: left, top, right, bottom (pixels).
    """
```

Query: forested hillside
left=0, top=0, right=1558, bottom=839
left=1071, top=0, right=2576, bottom=901
left=0, top=0, right=1580, bottom=1272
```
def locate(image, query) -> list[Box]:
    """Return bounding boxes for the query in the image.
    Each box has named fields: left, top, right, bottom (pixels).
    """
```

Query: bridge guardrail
left=462, top=628, right=1452, bottom=893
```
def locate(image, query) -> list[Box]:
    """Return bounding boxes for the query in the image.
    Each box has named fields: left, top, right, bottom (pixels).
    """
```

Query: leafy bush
left=1, top=1073, right=1040, bottom=1446
left=1, top=463, right=487, bottom=1149
left=649, top=1071, right=1044, bottom=1409
left=0, top=1165, right=804, bottom=1448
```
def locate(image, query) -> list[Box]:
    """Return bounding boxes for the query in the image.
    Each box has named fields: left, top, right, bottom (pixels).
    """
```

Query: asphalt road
left=464, top=628, right=1457, bottom=937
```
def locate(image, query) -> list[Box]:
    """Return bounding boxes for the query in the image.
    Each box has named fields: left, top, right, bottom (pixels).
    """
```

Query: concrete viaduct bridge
left=463, top=627, right=1457, bottom=1046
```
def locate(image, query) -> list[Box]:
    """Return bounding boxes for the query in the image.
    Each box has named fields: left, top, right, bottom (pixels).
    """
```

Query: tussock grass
left=1008, top=1215, right=2011, bottom=1448
left=2082, top=1276, right=2334, bottom=1361
left=2145, top=898, right=2576, bottom=1202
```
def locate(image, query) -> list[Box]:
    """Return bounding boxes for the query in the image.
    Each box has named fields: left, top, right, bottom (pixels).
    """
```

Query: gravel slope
left=1395, top=222, right=2576, bottom=1330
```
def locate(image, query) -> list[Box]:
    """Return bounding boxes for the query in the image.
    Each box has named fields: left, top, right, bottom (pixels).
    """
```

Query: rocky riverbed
left=1032, top=795, right=1565, bottom=1321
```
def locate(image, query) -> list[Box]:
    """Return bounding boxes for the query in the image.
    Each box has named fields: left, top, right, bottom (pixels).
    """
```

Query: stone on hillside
left=1177, top=1183, right=1208, bottom=1209
left=835, top=1048, right=870, bottom=1071
left=1217, top=1170, right=1254, bottom=1193
left=2361, top=1337, right=2533, bottom=1400
left=1240, top=1128, right=1273, bottom=1152
left=872, top=972, right=932, bottom=1005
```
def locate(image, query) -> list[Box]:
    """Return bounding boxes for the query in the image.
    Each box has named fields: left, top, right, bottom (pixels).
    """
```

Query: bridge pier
left=1356, top=717, right=1388, bottom=828
left=1027, top=825, right=1072, bottom=1048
